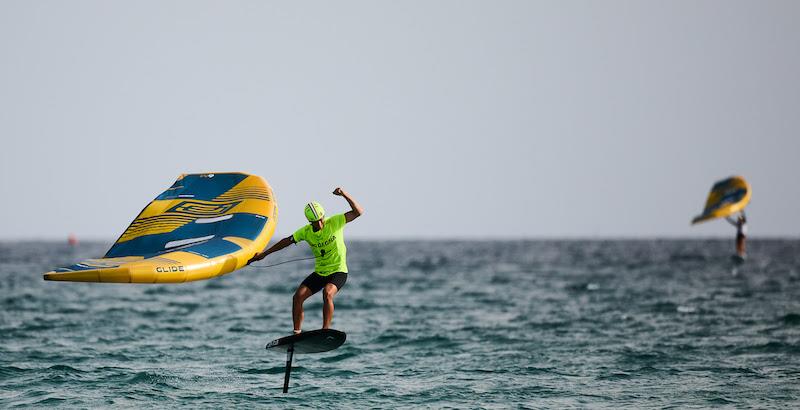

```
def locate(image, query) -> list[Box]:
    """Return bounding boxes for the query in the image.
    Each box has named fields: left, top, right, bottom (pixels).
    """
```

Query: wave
left=781, top=313, right=800, bottom=326
left=732, top=341, right=800, bottom=355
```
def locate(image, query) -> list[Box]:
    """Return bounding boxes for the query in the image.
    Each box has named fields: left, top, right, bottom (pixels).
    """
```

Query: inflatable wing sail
left=691, top=175, right=751, bottom=225
left=44, top=172, right=277, bottom=283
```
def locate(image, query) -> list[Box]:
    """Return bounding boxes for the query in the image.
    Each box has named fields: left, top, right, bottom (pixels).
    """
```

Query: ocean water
left=1, top=239, right=799, bottom=408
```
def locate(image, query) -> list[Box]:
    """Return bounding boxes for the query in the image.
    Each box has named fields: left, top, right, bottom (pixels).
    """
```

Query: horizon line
left=1, top=235, right=798, bottom=243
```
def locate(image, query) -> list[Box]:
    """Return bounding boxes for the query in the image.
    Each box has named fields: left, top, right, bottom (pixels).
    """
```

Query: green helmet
left=304, top=201, right=325, bottom=222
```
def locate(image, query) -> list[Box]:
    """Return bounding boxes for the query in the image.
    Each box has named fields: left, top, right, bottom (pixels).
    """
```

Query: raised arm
left=333, top=187, right=364, bottom=223
left=247, top=235, right=296, bottom=265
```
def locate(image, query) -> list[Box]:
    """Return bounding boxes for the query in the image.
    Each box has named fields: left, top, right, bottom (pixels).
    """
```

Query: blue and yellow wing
left=44, top=172, right=277, bottom=283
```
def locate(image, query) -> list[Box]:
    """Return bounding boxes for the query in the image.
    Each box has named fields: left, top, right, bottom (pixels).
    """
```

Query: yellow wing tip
left=42, top=268, right=131, bottom=283
left=43, top=271, right=95, bottom=282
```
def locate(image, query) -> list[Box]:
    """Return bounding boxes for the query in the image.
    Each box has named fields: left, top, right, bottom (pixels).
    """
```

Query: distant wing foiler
left=44, top=172, right=277, bottom=283
left=691, top=176, right=751, bottom=225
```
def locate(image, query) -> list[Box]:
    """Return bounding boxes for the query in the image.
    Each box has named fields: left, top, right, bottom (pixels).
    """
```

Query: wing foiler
left=44, top=172, right=277, bottom=283
left=691, top=175, right=751, bottom=225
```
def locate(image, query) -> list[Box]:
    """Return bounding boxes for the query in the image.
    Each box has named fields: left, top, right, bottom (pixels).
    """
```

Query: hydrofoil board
left=266, top=328, right=346, bottom=353
left=265, top=329, right=346, bottom=393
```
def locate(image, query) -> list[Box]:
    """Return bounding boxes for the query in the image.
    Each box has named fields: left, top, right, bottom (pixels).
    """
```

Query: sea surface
left=1, top=239, right=799, bottom=408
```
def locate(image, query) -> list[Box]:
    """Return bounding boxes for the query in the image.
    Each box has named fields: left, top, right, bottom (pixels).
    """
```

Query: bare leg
left=293, top=285, right=313, bottom=333
left=736, top=235, right=746, bottom=257
left=322, top=283, right=339, bottom=329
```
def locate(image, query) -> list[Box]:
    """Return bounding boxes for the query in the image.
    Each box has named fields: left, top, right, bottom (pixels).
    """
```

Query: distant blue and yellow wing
left=691, top=176, right=751, bottom=225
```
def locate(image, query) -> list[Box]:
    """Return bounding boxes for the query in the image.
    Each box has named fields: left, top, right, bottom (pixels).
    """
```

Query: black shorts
left=301, top=272, right=347, bottom=295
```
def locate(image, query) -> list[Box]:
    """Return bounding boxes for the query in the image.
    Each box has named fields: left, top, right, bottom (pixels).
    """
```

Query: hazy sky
left=1, top=1, right=798, bottom=240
